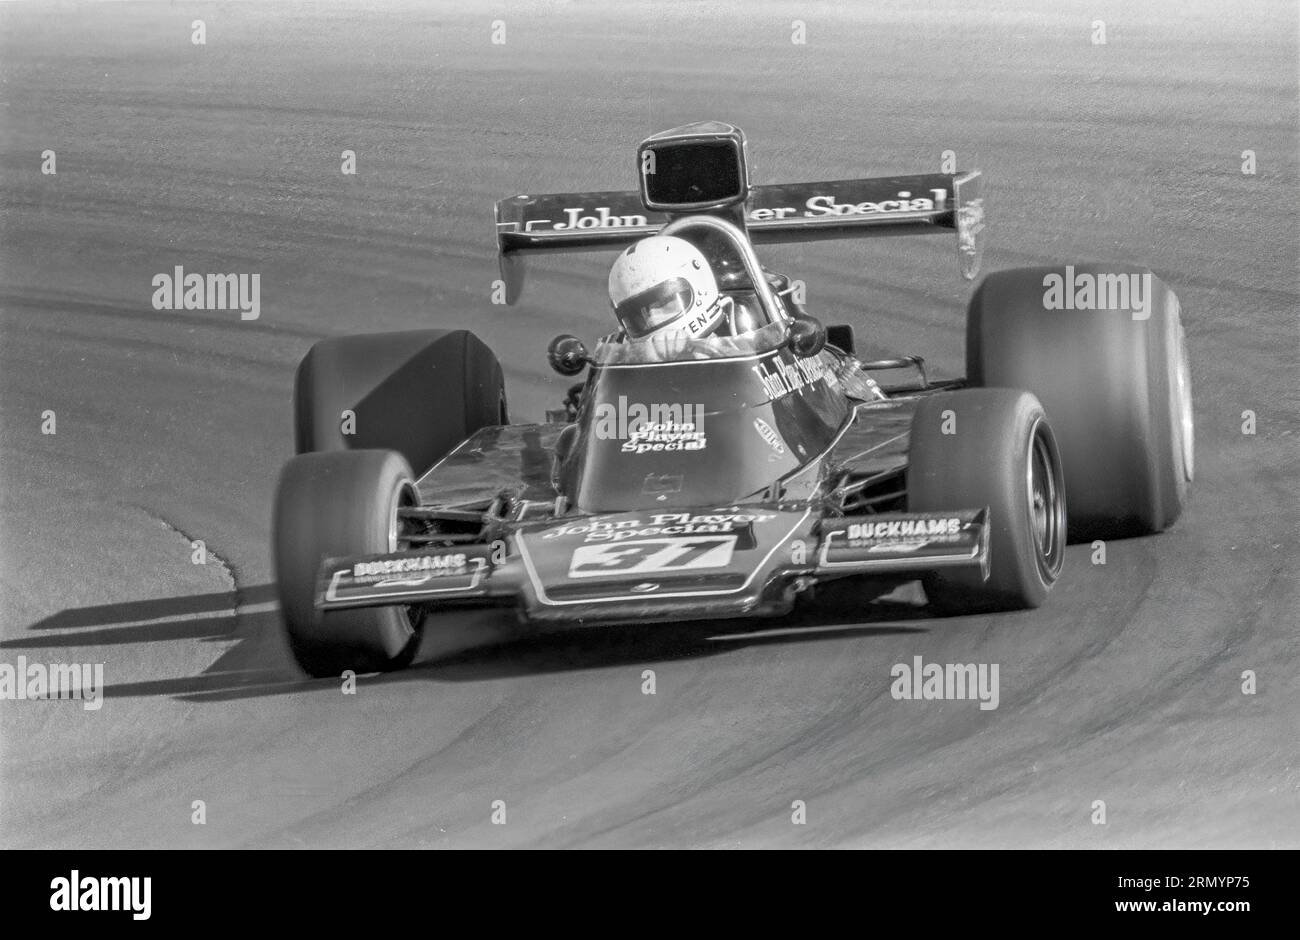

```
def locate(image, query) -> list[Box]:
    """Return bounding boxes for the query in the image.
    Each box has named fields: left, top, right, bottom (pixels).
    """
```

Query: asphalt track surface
left=1, top=1, right=1296, bottom=849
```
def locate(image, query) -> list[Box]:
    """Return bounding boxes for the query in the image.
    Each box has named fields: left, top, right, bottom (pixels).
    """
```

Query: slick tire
left=908, top=389, right=1066, bottom=614
left=273, top=449, right=424, bottom=678
left=294, top=329, right=508, bottom=477
left=966, top=265, right=1193, bottom=541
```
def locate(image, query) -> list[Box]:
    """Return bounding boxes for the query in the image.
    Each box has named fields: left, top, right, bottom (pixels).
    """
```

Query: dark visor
left=613, top=277, right=694, bottom=338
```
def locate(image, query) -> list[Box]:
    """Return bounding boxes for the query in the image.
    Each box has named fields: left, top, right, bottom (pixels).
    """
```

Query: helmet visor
left=614, top=277, right=694, bottom=338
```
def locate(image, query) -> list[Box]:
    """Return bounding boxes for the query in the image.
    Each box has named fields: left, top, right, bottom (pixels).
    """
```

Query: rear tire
left=273, top=449, right=424, bottom=677
left=967, top=265, right=1192, bottom=541
left=908, top=389, right=1066, bottom=613
left=294, top=329, right=508, bottom=477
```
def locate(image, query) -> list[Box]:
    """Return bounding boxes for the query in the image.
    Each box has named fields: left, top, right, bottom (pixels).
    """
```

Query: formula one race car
left=273, top=121, right=1193, bottom=677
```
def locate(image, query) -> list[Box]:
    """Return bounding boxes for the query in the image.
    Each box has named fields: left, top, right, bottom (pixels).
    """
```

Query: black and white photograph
left=0, top=0, right=1294, bottom=909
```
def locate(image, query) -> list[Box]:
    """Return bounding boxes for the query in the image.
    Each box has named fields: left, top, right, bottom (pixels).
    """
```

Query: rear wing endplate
left=494, top=171, right=983, bottom=304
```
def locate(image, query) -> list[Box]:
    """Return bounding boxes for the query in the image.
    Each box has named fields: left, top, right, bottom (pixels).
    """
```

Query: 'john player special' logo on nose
left=594, top=397, right=707, bottom=454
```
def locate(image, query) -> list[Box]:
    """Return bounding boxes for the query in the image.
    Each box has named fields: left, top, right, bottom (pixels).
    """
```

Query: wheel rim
left=389, top=478, right=425, bottom=635
left=1026, top=419, right=1065, bottom=583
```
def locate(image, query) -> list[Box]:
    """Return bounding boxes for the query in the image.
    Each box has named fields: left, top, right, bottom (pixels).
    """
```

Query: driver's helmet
left=608, top=235, right=725, bottom=341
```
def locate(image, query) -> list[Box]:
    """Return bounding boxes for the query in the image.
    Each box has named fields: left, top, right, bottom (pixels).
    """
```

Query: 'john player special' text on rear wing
left=494, top=172, right=984, bottom=303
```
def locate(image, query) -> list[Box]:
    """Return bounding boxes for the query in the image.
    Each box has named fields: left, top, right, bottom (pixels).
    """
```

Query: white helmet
left=608, top=235, right=724, bottom=340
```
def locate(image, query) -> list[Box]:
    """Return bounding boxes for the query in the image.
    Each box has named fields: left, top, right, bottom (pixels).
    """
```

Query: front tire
left=907, top=388, right=1066, bottom=613
left=273, top=449, right=424, bottom=677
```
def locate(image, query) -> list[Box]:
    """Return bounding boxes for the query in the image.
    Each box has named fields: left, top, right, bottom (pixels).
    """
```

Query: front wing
left=314, top=508, right=989, bottom=625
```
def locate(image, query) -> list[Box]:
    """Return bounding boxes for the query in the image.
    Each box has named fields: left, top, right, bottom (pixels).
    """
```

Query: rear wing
left=494, top=171, right=983, bottom=304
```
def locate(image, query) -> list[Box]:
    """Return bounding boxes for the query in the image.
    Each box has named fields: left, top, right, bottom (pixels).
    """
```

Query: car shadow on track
left=9, top=582, right=935, bottom=702
left=3, top=583, right=279, bottom=647
left=4, top=583, right=298, bottom=701
left=412, top=604, right=932, bottom=683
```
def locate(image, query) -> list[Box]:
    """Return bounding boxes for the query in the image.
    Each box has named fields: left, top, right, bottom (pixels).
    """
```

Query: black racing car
left=272, top=121, right=1193, bottom=677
